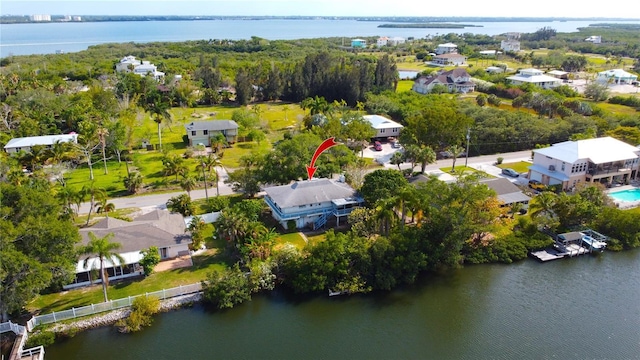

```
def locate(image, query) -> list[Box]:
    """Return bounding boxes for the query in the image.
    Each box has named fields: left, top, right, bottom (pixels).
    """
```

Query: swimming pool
left=609, top=188, right=640, bottom=202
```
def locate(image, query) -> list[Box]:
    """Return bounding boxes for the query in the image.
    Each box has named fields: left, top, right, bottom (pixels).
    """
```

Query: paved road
left=79, top=150, right=533, bottom=215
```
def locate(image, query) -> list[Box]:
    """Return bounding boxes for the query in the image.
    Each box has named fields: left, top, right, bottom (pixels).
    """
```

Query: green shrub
left=496, top=157, right=504, bottom=165
left=205, top=196, right=231, bottom=212
left=25, top=330, right=56, bottom=348
left=116, top=296, right=160, bottom=333
left=287, top=220, right=297, bottom=231
left=139, top=247, right=161, bottom=276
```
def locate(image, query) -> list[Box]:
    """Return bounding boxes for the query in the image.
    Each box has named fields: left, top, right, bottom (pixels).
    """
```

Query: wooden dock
left=530, top=244, right=593, bottom=262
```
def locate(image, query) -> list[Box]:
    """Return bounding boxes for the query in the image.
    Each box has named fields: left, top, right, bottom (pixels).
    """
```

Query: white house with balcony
left=507, top=68, right=562, bottom=89
left=528, top=137, right=640, bottom=190
left=432, top=53, right=467, bottom=66
left=263, top=179, right=363, bottom=230
left=363, top=115, right=403, bottom=139
left=435, top=43, right=458, bottom=55
left=115, top=55, right=165, bottom=81
left=4, top=133, right=78, bottom=154
left=596, top=69, right=638, bottom=85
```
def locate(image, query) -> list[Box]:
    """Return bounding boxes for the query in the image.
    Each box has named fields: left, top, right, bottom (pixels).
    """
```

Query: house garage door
left=529, top=171, right=542, bottom=182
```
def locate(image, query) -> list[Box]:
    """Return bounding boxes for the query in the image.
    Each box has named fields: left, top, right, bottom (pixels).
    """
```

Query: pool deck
left=606, top=183, right=640, bottom=209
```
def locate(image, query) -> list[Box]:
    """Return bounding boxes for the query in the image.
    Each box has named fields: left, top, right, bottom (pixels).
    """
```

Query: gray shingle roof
left=184, top=120, right=239, bottom=132
left=79, top=210, right=190, bottom=253
left=480, top=178, right=531, bottom=204
left=264, top=179, right=358, bottom=208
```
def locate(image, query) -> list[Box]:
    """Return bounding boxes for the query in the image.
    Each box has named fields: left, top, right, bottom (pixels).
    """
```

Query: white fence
left=0, top=321, right=26, bottom=335
left=27, top=283, right=202, bottom=331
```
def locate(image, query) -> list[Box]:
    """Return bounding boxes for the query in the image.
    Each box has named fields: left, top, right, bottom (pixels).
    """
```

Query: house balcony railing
left=264, top=196, right=361, bottom=221
left=588, top=167, right=633, bottom=176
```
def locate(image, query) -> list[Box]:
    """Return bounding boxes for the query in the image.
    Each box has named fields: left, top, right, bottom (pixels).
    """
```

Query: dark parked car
left=501, top=168, right=519, bottom=177
left=373, top=141, right=382, bottom=151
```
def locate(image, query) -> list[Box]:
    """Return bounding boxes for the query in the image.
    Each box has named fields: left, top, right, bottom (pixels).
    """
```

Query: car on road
left=373, top=141, right=382, bottom=151
left=501, top=168, right=519, bottom=177
left=528, top=179, right=546, bottom=190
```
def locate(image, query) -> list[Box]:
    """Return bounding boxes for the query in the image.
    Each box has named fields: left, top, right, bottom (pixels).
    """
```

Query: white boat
left=581, top=235, right=606, bottom=252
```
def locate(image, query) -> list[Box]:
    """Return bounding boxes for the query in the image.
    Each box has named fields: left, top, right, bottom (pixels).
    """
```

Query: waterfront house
left=432, top=53, right=467, bottom=66
left=527, top=137, right=640, bottom=190
left=435, top=42, right=457, bottom=55
left=3, top=133, right=78, bottom=154
left=500, top=39, right=521, bottom=52
left=507, top=68, right=562, bottom=89
left=388, top=37, right=406, bottom=46
left=412, top=69, right=475, bottom=94
left=66, top=210, right=192, bottom=289
left=596, top=69, right=638, bottom=85
left=184, top=120, right=239, bottom=146
left=263, top=178, right=363, bottom=230
left=585, top=35, right=602, bottom=44
left=351, top=39, right=367, bottom=48
left=480, top=178, right=531, bottom=208
left=363, top=115, right=403, bottom=139
left=376, top=37, right=389, bottom=47
left=115, top=55, right=165, bottom=81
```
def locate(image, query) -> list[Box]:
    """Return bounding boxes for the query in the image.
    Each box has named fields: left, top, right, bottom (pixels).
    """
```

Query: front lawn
left=439, top=165, right=493, bottom=178
left=496, top=161, right=532, bottom=173
left=274, top=232, right=307, bottom=250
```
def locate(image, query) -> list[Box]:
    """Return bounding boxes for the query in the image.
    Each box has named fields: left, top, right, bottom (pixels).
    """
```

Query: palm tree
left=123, top=172, right=144, bottom=194
left=197, top=153, right=223, bottom=196
left=529, top=191, right=558, bottom=220
left=83, top=182, right=107, bottom=226
left=146, top=98, right=171, bottom=151
left=215, top=208, right=249, bottom=247
left=375, top=197, right=398, bottom=236
left=416, top=146, right=436, bottom=173
left=56, top=186, right=82, bottom=219
left=97, top=199, right=116, bottom=218
left=448, top=144, right=465, bottom=172
left=180, top=175, right=197, bottom=199
left=47, top=140, right=75, bottom=165
left=81, top=232, right=125, bottom=302
left=97, top=127, right=109, bottom=175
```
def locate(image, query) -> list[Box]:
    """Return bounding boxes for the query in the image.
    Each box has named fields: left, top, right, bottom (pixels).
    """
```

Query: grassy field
left=274, top=232, right=307, bottom=250
left=496, top=161, right=532, bottom=173
left=439, top=165, right=494, bottom=178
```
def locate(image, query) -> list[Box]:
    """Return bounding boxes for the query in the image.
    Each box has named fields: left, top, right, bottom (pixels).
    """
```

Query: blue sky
left=2, top=0, right=639, bottom=18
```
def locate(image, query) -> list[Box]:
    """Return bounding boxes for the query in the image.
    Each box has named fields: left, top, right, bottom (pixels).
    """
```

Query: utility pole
left=464, top=128, right=471, bottom=168
left=200, top=158, right=209, bottom=201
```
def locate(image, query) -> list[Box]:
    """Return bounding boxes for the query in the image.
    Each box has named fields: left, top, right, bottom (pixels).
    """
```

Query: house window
left=380, top=129, right=385, bottom=133
left=561, top=163, right=565, bottom=171
left=191, top=131, right=196, bottom=136
left=299, top=205, right=306, bottom=208
left=203, top=130, right=208, bottom=135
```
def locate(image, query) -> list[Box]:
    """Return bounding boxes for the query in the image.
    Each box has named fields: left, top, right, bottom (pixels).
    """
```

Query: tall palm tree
left=197, top=153, right=223, bottom=196
left=97, top=127, right=109, bottom=175
left=215, top=208, right=249, bottom=247
left=448, top=144, right=465, bottom=172
left=375, top=197, right=399, bottom=236
left=47, top=140, right=75, bottom=165
left=146, top=98, right=171, bottom=151
left=81, top=232, right=125, bottom=302
left=97, top=199, right=116, bottom=218
left=56, top=186, right=82, bottom=219
left=529, top=191, right=558, bottom=220
left=83, top=182, right=107, bottom=226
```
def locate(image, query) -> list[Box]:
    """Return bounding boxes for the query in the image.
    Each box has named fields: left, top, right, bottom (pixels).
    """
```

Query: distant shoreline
left=2, top=15, right=640, bottom=25
left=378, top=23, right=483, bottom=29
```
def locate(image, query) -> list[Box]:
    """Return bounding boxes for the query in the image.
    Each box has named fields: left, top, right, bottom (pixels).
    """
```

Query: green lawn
left=439, top=166, right=493, bottom=178
left=274, top=232, right=307, bottom=250
left=496, top=161, right=532, bottom=173
left=396, top=80, right=414, bottom=93
left=28, top=250, right=229, bottom=314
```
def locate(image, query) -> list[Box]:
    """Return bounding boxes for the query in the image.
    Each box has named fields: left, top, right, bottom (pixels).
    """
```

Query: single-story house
left=597, top=69, right=638, bottom=85
left=351, top=39, right=367, bottom=48
left=432, top=53, right=467, bottom=66
left=480, top=178, right=531, bottom=208
left=4, top=133, right=78, bottom=154
left=528, top=136, right=640, bottom=190
left=412, top=69, right=475, bottom=94
left=547, top=70, right=569, bottom=80
left=184, top=120, right=239, bottom=146
left=263, top=178, right=363, bottom=230
left=507, top=68, right=562, bottom=89
left=435, top=42, right=457, bottom=55
left=65, top=210, right=191, bottom=289
left=363, top=115, right=403, bottom=139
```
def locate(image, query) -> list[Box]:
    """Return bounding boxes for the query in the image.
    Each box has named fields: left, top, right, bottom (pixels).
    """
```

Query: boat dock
left=530, top=229, right=608, bottom=262
left=530, top=244, right=593, bottom=262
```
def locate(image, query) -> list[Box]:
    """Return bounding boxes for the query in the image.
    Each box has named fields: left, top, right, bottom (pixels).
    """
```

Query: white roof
left=184, top=212, right=221, bottom=227
left=507, top=74, right=561, bottom=84
left=547, top=70, right=568, bottom=76
left=597, top=69, right=637, bottom=79
left=363, top=115, right=404, bottom=130
left=438, top=43, right=457, bottom=47
left=4, top=134, right=78, bottom=149
left=534, top=137, right=640, bottom=164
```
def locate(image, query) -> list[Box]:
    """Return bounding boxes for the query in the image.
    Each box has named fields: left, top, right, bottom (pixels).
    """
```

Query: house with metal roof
left=435, top=42, right=458, bottom=55
left=363, top=115, right=403, bottom=139
left=3, top=134, right=78, bottom=154
left=432, top=53, right=467, bottom=66
left=596, top=69, right=638, bottom=85
left=184, top=120, right=239, bottom=146
left=507, top=68, right=562, bottom=89
left=263, top=178, right=363, bottom=230
left=66, top=210, right=192, bottom=289
left=528, top=137, right=640, bottom=190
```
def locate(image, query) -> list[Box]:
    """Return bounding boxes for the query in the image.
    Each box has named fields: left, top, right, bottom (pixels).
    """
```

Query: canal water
left=47, top=250, right=640, bottom=359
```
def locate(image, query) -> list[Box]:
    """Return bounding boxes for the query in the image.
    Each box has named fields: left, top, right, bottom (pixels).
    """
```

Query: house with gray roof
left=184, top=120, right=239, bottom=146
left=65, top=210, right=191, bottom=289
left=4, top=133, right=78, bottom=154
left=363, top=115, right=403, bottom=139
left=480, top=178, right=531, bottom=208
left=263, top=178, right=363, bottom=230
left=412, top=69, right=475, bottom=94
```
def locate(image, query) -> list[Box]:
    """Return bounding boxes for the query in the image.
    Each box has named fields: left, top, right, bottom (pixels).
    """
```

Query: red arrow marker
left=306, top=137, right=340, bottom=180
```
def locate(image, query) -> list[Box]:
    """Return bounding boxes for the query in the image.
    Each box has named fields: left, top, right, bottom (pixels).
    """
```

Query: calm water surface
left=3, top=20, right=640, bottom=57
left=46, top=250, right=640, bottom=359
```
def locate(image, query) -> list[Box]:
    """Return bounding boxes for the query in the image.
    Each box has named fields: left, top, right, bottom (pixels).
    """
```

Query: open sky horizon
left=2, top=0, right=640, bottom=19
